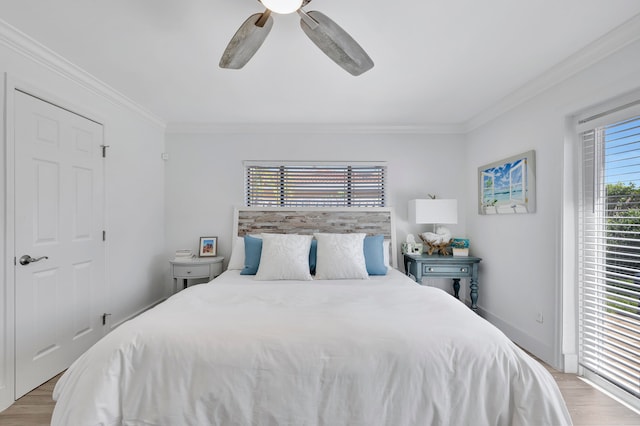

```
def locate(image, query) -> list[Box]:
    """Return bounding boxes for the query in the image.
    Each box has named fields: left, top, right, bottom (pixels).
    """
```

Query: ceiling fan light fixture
left=260, top=0, right=302, bottom=14
left=221, top=0, right=374, bottom=75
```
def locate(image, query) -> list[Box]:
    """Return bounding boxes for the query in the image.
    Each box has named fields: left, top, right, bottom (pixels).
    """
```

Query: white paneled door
left=14, top=90, right=106, bottom=398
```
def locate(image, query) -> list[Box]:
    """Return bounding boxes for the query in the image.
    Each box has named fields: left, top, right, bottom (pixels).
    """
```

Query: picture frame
left=478, top=150, right=536, bottom=215
left=198, top=236, right=218, bottom=257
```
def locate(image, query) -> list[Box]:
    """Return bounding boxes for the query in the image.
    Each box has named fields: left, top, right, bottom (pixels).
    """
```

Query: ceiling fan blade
left=220, top=12, right=273, bottom=69
left=298, top=10, right=373, bottom=76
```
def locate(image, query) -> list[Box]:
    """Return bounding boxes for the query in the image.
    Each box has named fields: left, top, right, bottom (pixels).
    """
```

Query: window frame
left=576, top=100, right=640, bottom=407
left=243, top=161, right=387, bottom=208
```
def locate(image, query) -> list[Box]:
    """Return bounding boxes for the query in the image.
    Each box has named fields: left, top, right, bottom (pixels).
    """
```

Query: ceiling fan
left=219, top=0, right=374, bottom=76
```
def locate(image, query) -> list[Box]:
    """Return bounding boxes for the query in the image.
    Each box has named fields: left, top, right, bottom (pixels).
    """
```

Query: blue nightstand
left=404, top=253, right=482, bottom=311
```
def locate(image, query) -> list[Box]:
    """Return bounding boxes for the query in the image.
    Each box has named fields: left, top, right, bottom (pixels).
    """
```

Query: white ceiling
left=3, top=0, right=640, bottom=127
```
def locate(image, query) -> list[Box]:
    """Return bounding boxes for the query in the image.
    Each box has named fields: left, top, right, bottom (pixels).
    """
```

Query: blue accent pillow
left=240, top=235, right=262, bottom=275
left=309, top=239, right=318, bottom=274
left=363, top=235, right=387, bottom=275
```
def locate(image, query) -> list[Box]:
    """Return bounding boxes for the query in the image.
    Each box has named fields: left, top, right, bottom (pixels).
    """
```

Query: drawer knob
left=187, top=271, right=191, bottom=274
left=460, top=268, right=467, bottom=272
left=428, top=267, right=434, bottom=272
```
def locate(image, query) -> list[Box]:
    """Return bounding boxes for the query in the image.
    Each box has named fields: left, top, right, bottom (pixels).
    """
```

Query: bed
left=51, top=208, right=571, bottom=426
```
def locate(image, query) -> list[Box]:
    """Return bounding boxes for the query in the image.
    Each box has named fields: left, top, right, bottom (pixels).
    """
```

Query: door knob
left=19, top=255, right=48, bottom=265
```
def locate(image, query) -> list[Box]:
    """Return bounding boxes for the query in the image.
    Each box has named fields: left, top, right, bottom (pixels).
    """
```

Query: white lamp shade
left=260, top=0, right=303, bottom=14
left=409, top=199, right=458, bottom=224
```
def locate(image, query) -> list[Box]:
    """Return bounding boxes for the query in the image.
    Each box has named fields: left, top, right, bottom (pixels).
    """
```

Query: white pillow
left=255, top=234, right=313, bottom=281
left=314, top=233, right=369, bottom=280
left=226, top=236, right=245, bottom=270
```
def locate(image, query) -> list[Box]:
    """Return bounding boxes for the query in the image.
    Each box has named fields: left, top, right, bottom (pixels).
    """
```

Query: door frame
left=1, top=73, right=109, bottom=408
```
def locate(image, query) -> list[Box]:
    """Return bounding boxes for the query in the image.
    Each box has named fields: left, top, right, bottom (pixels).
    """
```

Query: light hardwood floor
left=0, top=367, right=638, bottom=425
left=544, top=367, right=640, bottom=425
left=0, top=373, right=60, bottom=426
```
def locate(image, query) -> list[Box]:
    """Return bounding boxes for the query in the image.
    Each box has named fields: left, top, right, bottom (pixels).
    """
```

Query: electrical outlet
left=536, top=312, right=544, bottom=324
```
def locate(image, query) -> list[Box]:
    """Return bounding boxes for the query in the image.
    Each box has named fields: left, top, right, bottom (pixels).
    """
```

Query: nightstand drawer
left=173, top=264, right=210, bottom=278
left=170, top=256, right=225, bottom=294
left=422, top=264, right=471, bottom=277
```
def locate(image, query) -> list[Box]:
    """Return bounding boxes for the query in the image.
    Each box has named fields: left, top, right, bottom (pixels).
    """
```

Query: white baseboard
left=477, top=306, right=559, bottom=370
left=563, top=353, right=578, bottom=374
left=110, top=297, right=166, bottom=331
left=0, top=385, right=13, bottom=413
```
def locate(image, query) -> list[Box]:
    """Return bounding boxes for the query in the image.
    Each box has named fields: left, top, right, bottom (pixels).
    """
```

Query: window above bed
left=244, top=161, right=387, bottom=207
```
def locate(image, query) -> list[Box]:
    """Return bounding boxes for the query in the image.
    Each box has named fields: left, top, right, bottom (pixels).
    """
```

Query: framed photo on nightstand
left=199, top=236, right=218, bottom=257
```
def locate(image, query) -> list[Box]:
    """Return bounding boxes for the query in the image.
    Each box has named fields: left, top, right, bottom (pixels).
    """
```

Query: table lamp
left=409, top=199, right=458, bottom=232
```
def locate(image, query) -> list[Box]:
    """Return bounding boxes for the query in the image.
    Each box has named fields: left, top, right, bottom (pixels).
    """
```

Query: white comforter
left=52, top=270, right=571, bottom=426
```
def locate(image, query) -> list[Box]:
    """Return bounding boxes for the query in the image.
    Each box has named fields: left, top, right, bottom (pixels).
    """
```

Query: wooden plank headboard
left=233, top=207, right=397, bottom=268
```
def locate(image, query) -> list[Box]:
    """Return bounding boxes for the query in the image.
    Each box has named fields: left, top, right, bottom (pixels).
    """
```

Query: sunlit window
left=245, top=162, right=386, bottom=207
left=579, top=109, right=640, bottom=401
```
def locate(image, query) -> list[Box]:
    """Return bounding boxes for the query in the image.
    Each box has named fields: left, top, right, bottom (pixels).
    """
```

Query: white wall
left=0, top=31, right=166, bottom=410
left=465, top=37, right=640, bottom=369
left=164, top=131, right=467, bottom=290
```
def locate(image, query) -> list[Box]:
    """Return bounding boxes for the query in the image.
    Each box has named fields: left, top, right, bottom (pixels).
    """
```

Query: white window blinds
left=578, top=110, right=640, bottom=399
left=245, top=162, right=386, bottom=207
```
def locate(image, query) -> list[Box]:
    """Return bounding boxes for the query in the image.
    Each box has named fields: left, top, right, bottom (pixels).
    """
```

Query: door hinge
left=102, top=313, right=112, bottom=326
left=100, top=145, right=110, bottom=158
left=103, top=230, right=106, bottom=241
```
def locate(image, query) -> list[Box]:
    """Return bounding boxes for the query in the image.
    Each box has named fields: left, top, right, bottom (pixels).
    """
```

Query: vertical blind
left=245, top=163, right=386, bottom=207
left=578, top=112, right=640, bottom=399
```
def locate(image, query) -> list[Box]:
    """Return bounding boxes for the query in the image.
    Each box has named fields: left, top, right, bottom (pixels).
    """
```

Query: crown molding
left=0, top=19, right=166, bottom=129
left=165, top=122, right=466, bottom=135
left=465, top=13, right=640, bottom=132
left=4, top=11, right=638, bottom=136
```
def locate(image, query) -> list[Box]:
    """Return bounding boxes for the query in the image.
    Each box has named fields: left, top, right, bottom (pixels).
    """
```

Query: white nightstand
left=169, top=256, right=224, bottom=293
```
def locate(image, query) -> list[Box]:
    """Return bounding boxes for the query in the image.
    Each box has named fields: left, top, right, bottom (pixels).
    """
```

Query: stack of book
left=174, top=249, right=193, bottom=261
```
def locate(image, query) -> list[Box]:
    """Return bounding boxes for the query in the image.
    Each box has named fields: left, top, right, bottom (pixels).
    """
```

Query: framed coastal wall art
left=478, top=150, right=536, bottom=215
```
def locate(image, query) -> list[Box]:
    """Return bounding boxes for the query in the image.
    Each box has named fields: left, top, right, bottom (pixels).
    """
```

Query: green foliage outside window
left=605, top=183, right=640, bottom=314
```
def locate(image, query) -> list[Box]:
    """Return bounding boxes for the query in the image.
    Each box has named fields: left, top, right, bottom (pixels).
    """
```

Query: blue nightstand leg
left=470, top=277, right=478, bottom=311
left=452, top=279, right=460, bottom=299
left=470, top=263, right=479, bottom=311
